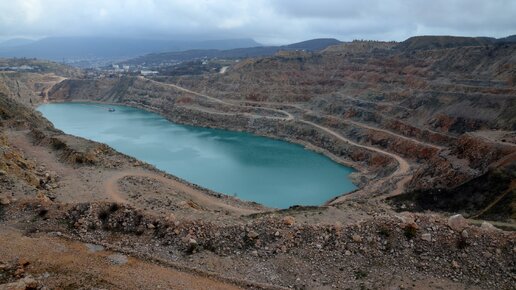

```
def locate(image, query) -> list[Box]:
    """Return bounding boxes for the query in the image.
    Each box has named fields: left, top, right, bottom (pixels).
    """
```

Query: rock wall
left=168, top=43, right=516, bottom=132
left=408, top=134, right=516, bottom=190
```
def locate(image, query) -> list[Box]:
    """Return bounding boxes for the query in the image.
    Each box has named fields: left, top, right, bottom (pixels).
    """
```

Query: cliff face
left=408, top=134, right=515, bottom=190
left=392, top=133, right=516, bottom=222
left=167, top=42, right=515, bottom=133
left=391, top=155, right=516, bottom=222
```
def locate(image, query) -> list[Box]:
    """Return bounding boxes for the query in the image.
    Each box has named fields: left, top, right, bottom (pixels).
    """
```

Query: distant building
left=0, top=65, right=35, bottom=71
left=19, top=65, right=34, bottom=70
left=122, top=65, right=130, bottom=71
left=140, top=70, right=158, bottom=76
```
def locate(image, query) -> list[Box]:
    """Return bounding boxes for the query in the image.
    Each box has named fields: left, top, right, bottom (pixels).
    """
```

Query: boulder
left=282, top=216, right=295, bottom=226
left=448, top=214, right=468, bottom=231
left=0, top=276, right=38, bottom=290
left=187, top=238, right=198, bottom=253
left=247, top=230, right=259, bottom=239
left=480, top=221, right=498, bottom=232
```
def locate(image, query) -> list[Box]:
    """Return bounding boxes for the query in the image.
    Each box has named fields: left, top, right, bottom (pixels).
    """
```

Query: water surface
left=38, top=103, right=357, bottom=208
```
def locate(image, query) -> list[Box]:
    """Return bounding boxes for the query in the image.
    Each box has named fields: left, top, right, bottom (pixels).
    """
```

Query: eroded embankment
left=1, top=199, right=515, bottom=290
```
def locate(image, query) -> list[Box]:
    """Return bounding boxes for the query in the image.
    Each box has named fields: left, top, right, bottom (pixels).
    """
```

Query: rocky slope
left=47, top=38, right=516, bottom=219
left=1, top=37, right=516, bottom=289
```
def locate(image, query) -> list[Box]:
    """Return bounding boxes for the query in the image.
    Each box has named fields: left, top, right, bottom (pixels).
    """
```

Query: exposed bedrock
left=167, top=43, right=516, bottom=132
left=391, top=153, right=516, bottom=222
left=47, top=76, right=514, bottom=200
left=408, top=134, right=516, bottom=191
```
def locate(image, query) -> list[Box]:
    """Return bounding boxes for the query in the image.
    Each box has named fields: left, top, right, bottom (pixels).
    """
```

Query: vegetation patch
left=403, top=223, right=418, bottom=240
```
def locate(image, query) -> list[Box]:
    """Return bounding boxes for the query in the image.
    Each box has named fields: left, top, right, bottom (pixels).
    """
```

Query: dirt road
left=0, top=226, right=244, bottom=290
left=103, top=170, right=259, bottom=215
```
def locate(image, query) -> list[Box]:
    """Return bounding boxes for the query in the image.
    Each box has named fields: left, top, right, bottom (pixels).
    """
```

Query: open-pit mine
left=0, top=37, right=515, bottom=289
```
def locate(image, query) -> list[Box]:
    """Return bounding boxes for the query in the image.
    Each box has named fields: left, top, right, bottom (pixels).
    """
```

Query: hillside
left=0, top=38, right=35, bottom=48
left=0, top=37, right=261, bottom=66
left=396, top=36, right=496, bottom=51
left=120, top=38, right=342, bottom=66
left=167, top=41, right=516, bottom=132
left=1, top=37, right=516, bottom=289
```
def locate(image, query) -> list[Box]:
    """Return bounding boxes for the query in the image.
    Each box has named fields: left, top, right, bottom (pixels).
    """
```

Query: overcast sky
left=1, top=0, right=515, bottom=44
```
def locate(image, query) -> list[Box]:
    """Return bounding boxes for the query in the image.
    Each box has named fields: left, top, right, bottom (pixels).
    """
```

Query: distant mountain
left=496, top=35, right=516, bottom=43
left=120, top=38, right=342, bottom=66
left=0, top=38, right=35, bottom=48
left=396, top=35, right=516, bottom=51
left=0, top=36, right=261, bottom=64
left=396, top=36, right=497, bottom=51
left=281, top=38, right=342, bottom=50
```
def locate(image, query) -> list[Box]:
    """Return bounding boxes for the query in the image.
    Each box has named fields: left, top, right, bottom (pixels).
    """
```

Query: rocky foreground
left=1, top=198, right=514, bottom=289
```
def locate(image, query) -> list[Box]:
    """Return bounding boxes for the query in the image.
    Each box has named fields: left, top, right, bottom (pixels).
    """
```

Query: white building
left=140, top=70, right=158, bottom=76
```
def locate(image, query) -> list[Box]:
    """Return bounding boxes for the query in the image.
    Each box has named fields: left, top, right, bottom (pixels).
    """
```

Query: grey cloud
left=0, top=0, right=514, bottom=44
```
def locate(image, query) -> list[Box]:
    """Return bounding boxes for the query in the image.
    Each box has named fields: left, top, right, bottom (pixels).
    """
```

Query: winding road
left=298, top=120, right=412, bottom=203
left=104, top=170, right=259, bottom=215
left=140, top=76, right=294, bottom=121
left=141, top=77, right=416, bottom=202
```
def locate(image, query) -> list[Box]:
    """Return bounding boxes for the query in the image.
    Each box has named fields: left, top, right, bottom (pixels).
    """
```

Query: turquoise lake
left=38, top=103, right=357, bottom=208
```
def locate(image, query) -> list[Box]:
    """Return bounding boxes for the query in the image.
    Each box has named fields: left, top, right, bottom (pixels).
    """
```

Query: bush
left=404, top=223, right=418, bottom=239
left=378, top=226, right=390, bottom=237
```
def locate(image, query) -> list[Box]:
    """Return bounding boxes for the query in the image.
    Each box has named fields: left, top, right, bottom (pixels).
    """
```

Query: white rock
left=421, top=233, right=432, bottom=242
left=85, top=243, right=105, bottom=253
left=108, top=253, right=128, bottom=265
left=188, top=238, right=198, bottom=246
left=448, top=214, right=468, bottom=231
left=480, top=221, right=498, bottom=232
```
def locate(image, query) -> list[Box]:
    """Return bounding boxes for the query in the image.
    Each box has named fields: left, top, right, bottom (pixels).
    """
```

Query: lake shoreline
left=39, top=102, right=358, bottom=208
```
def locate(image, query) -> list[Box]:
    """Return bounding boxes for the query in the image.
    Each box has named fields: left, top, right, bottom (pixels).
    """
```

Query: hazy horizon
left=1, top=0, right=515, bottom=45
